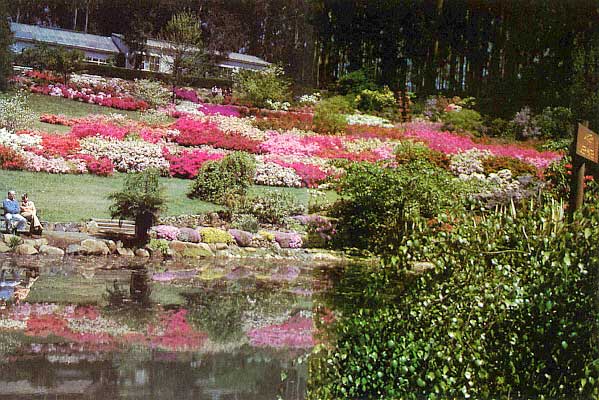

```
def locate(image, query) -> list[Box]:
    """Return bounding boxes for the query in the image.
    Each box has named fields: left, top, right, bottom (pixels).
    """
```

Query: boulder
left=3, top=234, right=23, bottom=245
left=0, top=242, right=10, bottom=253
left=39, top=245, right=65, bottom=256
left=24, top=238, right=48, bottom=250
left=215, top=242, right=228, bottom=251
left=135, top=248, right=150, bottom=257
left=273, top=231, right=303, bottom=249
left=168, top=240, right=213, bottom=258
left=116, top=247, right=135, bottom=257
left=229, top=229, right=253, bottom=247
left=81, top=239, right=110, bottom=256
left=14, top=244, right=38, bottom=255
left=66, top=244, right=84, bottom=255
left=177, top=227, right=201, bottom=243
left=85, top=220, right=99, bottom=234
left=105, top=240, right=117, bottom=253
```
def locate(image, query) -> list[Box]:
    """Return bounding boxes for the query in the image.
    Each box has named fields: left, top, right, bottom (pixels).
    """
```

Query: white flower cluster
left=0, top=318, right=26, bottom=330
left=175, top=101, right=204, bottom=115
left=254, top=161, right=303, bottom=188
left=0, top=128, right=41, bottom=150
left=265, top=99, right=290, bottom=111
left=80, top=137, right=169, bottom=173
left=209, top=115, right=266, bottom=141
left=345, top=114, right=394, bottom=127
left=23, top=153, right=86, bottom=174
left=450, top=149, right=491, bottom=177
left=70, top=73, right=131, bottom=94
left=344, top=137, right=387, bottom=153
left=68, top=315, right=134, bottom=336
left=297, top=92, right=321, bottom=105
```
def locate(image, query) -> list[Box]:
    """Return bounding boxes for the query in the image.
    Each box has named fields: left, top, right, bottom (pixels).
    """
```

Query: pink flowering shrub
left=403, top=123, right=562, bottom=169
left=71, top=122, right=129, bottom=140
left=198, top=103, right=241, bottom=117
left=73, top=154, right=114, bottom=176
left=259, top=132, right=320, bottom=157
left=273, top=160, right=328, bottom=187
left=173, top=117, right=263, bottom=153
left=248, top=314, right=314, bottom=349
left=175, top=88, right=199, bottom=103
left=153, top=225, right=180, bottom=240
left=139, top=128, right=166, bottom=144
left=163, top=148, right=224, bottom=179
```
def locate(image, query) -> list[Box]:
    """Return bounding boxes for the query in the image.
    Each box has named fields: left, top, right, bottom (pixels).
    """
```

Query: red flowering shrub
left=40, top=114, right=76, bottom=126
left=345, top=124, right=405, bottom=139
left=149, top=309, right=207, bottom=351
left=70, top=122, right=129, bottom=140
left=0, top=145, right=25, bottom=170
left=37, top=134, right=81, bottom=157
left=99, top=96, right=148, bottom=111
left=163, top=148, right=224, bottom=179
left=24, top=70, right=63, bottom=83
left=173, top=118, right=263, bottom=153
left=74, top=154, right=114, bottom=176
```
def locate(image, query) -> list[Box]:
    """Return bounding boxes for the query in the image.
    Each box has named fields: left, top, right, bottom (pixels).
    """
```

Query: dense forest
left=7, top=0, right=599, bottom=117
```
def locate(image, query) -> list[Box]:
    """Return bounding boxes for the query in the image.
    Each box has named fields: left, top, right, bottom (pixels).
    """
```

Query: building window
left=143, top=55, right=160, bottom=72
left=85, top=56, right=108, bottom=65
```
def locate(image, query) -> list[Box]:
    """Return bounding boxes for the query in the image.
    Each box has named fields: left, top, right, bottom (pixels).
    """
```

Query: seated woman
left=20, top=193, right=42, bottom=235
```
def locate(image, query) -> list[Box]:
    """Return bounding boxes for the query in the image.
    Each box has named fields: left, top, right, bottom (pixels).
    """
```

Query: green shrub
left=231, top=213, right=260, bottom=233
left=336, top=69, right=378, bottom=95
left=313, top=96, right=350, bottom=135
left=233, top=192, right=305, bottom=225
left=485, top=117, right=515, bottom=138
left=441, top=108, right=484, bottom=134
left=232, top=65, right=291, bottom=108
left=309, top=199, right=599, bottom=399
left=0, top=92, right=35, bottom=131
left=539, top=138, right=571, bottom=152
left=188, top=152, right=256, bottom=204
left=394, top=141, right=450, bottom=169
left=533, top=106, right=575, bottom=139
left=482, top=155, right=537, bottom=176
left=131, top=79, right=171, bottom=107
left=355, top=86, right=396, bottom=113
left=330, top=160, right=470, bottom=253
left=199, top=227, right=234, bottom=244
left=147, top=238, right=169, bottom=256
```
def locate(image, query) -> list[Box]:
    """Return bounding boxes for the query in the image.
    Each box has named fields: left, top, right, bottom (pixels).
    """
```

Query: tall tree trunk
left=84, top=0, right=89, bottom=33
left=73, top=6, right=78, bottom=30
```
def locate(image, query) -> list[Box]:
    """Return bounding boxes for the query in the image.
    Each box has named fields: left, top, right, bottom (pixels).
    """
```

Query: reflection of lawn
left=27, top=275, right=108, bottom=305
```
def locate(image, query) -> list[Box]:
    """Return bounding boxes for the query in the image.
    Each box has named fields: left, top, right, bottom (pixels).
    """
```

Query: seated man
left=3, top=190, right=26, bottom=234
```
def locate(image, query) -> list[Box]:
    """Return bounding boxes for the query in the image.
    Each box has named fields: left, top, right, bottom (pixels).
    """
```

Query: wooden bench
left=90, top=218, right=136, bottom=237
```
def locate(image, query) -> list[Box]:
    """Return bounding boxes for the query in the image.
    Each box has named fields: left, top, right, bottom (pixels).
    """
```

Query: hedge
left=80, top=64, right=232, bottom=89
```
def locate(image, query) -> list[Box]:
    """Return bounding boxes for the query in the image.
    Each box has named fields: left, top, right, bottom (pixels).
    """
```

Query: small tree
left=49, top=47, right=84, bottom=84
left=0, top=1, right=13, bottom=91
left=232, top=65, right=291, bottom=108
left=159, top=12, right=204, bottom=101
left=108, top=169, right=166, bottom=244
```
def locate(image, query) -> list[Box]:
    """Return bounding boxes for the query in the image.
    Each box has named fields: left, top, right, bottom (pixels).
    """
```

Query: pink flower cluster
left=71, top=122, right=129, bottom=140
left=198, top=103, right=241, bottom=117
left=403, top=124, right=562, bottom=169
left=175, top=88, right=199, bottom=103
left=153, top=225, right=181, bottom=240
left=173, top=117, right=263, bottom=153
left=164, top=148, right=224, bottom=178
left=273, top=160, right=328, bottom=187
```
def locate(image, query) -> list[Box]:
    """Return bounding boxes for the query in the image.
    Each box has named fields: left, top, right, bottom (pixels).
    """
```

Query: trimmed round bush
left=199, top=227, right=234, bottom=244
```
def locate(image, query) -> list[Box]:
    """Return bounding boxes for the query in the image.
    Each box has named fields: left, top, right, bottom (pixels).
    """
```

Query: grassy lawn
left=25, top=93, right=143, bottom=133
left=0, top=170, right=331, bottom=222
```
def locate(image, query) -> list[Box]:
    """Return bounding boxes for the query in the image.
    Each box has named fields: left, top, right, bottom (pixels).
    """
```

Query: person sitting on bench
left=21, top=193, right=42, bottom=235
left=3, top=191, right=26, bottom=234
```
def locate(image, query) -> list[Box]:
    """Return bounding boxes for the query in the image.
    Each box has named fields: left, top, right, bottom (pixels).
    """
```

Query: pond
left=0, top=255, right=339, bottom=399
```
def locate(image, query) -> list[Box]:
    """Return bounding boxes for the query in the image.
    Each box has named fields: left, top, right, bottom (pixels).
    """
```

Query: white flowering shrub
left=209, top=115, right=266, bottom=141
left=0, top=128, right=41, bottom=150
left=80, top=137, right=169, bottom=173
left=132, top=79, right=171, bottom=107
left=298, top=92, right=321, bottom=106
left=0, top=92, right=36, bottom=131
left=449, top=149, right=491, bottom=176
left=254, top=161, right=303, bottom=188
left=265, top=99, right=290, bottom=111
left=346, top=113, right=394, bottom=128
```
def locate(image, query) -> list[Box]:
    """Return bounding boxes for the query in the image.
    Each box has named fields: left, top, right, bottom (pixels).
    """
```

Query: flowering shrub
left=298, top=92, right=321, bottom=106
left=199, top=227, right=234, bottom=244
left=252, top=112, right=314, bottom=132
left=74, top=154, right=114, bottom=176
left=40, top=113, right=77, bottom=126
left=22, top=153, right=86, bottom=174
left=197, top=103, right=240, bottom=117
left=175, top=87, right=199, bottom=103
left=208, top=115, right=265, bottom=140
left=253, top=161, right=303, bottom=188
left=164, top=148, right=224, bottom=179
left=36, top=134, right=80, bottom=157
left=449, top=149, right=490, bottom=176
left=80, top=137, right=169, bottom=173
left=346, top=114, right=394, bottom=127
left=0, top=92, right=36, bottom=131
left=71, top=122, right=129, bottom=140
left=153, top=225, right=181, bottom=241
left=132, top=79, right=171, bottom=107
left=174, top=117, right=263, bottom=153
left=0, top=128, right=41, bottom=150
left=272, top=231, right=303, bottom=248
left=259, top=131, right=319, bottom=157
left=273, top=160, right=328, bottom=187
left=0, top=145, right=25, bottom=170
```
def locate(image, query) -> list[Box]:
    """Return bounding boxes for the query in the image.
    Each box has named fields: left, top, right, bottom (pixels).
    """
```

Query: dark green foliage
left=336, top=69, right=378, bottom=95
left=441, top=109, right=484, bottom=134
left=17, top=45, right=84, bottom=83
left=309, top=197, right=599, bottom=399
left=355, top=87, right=396, bottom=113
left=484, top=117, right=514, bottom=138
left=0, top=2, right=13, bottom=91
left=313, top=96, right=350, bottom=134
left=330, top=161, right=469, bottom=253
left=533, top=106, right=575, bottom=139
left=108, top=169, right=167, bottom=243
left=188, top=152, right=256, bottom=204
left=482, top=156, right=537, bottom=177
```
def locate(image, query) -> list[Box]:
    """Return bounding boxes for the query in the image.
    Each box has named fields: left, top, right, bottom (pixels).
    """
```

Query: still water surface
left=0, top=255, right=336, bottom=399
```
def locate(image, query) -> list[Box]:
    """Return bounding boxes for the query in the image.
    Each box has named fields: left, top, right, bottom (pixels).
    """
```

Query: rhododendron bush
left=164, top=148, right=225, bottom=178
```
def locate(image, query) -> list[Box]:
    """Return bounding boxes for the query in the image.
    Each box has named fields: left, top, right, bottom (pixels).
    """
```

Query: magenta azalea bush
left=153, top=225, right=180, bottom=241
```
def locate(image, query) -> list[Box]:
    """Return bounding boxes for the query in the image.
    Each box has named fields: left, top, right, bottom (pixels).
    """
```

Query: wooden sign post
left=569, top=122, right=599, bottom=215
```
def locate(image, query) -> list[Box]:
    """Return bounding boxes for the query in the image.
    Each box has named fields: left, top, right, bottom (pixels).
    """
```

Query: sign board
left=576, top=123, right=599, bottom=163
